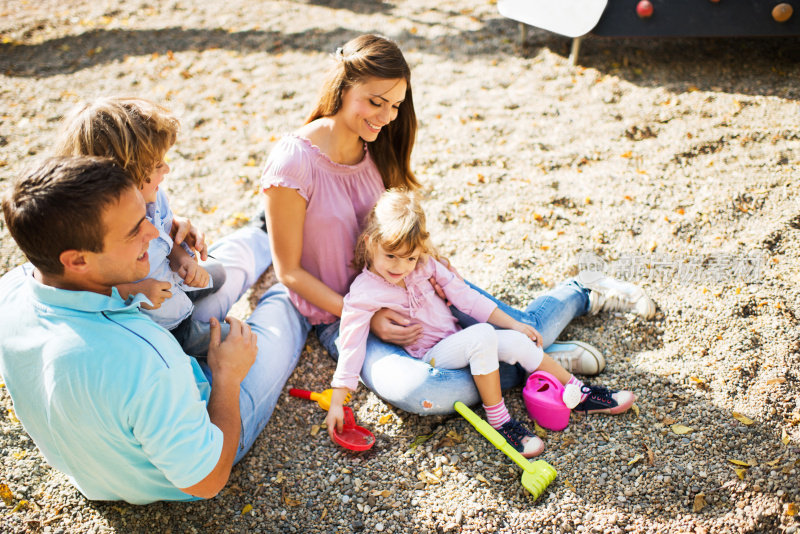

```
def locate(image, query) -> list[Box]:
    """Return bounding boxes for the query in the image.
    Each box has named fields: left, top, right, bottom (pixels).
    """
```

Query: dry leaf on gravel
left=9, top=500, right=28, bottom=514
left=378, top=414, right=393, bottom=425
left=409, top=433, right=434, bottom=451
left=732, top=412, right=754, bottom=425
left=533, top=421, right=547, bottom=439
left=436, top=429, right=463, bottom=449
left=644, top=443, right=656, bottom=465
left=418, top=471, right=441, bottom=484
left=223, top=212, right=250, bottom=227
left=282, top=486, right=301, bottom=507
left=0, top=482, right=14, bottom=506
left=693, top=493, right=707, bottom=512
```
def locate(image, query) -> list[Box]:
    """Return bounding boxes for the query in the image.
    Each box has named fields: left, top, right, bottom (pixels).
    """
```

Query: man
left=0, top=156, right=309, bottom=504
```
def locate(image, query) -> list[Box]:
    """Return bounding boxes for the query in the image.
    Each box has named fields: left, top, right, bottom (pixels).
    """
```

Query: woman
left=261, top=34, right=655, bottom=415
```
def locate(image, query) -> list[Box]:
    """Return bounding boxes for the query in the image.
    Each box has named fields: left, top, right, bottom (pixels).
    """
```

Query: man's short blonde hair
left=54, top=97, right=179, bottom=187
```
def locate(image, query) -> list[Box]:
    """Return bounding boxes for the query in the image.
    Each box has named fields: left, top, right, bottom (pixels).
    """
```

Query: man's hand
left=171, top=215, right=208, bottom=261
left=369, top=308, right=423, bottom=346
left=181, top=316, right=256, bottom=500
left=207, top=317, right=257, bottom=383
left=177, top=257, right=210, bottom=288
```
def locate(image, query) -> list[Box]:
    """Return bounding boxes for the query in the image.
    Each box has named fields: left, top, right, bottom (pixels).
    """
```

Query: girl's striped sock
left=484, top=399, right=512, bottom=429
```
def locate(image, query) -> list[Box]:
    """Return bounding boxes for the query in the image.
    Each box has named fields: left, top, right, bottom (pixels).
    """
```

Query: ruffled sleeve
left=260, top=136, right=314, bottom=201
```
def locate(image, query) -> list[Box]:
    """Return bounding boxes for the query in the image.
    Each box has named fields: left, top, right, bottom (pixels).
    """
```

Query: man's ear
left=59, top=250, right=90, bottom=274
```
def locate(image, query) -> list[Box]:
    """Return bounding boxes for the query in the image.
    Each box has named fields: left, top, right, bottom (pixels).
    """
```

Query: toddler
left=54, top=97, right=228, bottom=355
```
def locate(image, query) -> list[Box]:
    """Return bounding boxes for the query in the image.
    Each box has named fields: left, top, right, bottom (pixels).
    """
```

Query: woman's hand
left=325, top=388, right=351, bottom=438
left=370, top=308, right=423, bottom=346
left=510, top=320, right=543, bottom=347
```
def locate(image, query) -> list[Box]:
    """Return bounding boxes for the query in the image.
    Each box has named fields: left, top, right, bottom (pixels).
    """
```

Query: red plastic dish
left=332, top=406, right=375, bottom=451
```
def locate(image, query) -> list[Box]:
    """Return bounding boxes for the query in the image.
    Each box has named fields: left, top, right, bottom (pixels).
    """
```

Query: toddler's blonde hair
left=54, top=96, right=179, bottom=187
left=354, top=189, right=443, bottom=272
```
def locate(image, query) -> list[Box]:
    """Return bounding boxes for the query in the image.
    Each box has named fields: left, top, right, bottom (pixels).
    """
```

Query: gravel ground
left=1, top=1, right=799, bottom=533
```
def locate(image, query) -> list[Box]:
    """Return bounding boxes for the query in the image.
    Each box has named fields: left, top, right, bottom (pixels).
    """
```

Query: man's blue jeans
left=195, top=227, right=310, bottom=464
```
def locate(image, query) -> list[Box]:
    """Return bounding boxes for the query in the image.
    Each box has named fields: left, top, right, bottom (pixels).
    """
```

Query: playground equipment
left=498, top=0, right=800, bottom=63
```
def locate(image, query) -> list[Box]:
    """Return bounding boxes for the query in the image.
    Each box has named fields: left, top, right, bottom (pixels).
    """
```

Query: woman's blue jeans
left=314, top=279, right=590, bottom=415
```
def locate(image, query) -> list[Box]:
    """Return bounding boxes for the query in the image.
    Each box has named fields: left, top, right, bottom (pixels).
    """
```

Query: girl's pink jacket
left=332, top=257, right=497, bottom=391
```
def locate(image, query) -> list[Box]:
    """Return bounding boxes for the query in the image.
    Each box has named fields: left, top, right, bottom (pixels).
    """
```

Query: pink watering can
left=523, top=371, right=572, bottom=431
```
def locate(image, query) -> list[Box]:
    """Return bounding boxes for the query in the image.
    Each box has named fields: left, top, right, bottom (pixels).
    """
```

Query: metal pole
left=569, top=37, right=582, bottom=65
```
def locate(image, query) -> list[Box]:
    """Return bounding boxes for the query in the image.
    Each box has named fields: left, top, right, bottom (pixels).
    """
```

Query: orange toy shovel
left=289, top=388, right=351, bottom=411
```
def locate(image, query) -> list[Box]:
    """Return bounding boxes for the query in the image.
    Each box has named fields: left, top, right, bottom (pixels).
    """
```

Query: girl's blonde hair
left=305, top=34, right=419, bottom=191
left=354, top=189, right=441, bottom=272
left=53, top=96, right=179, bottom=187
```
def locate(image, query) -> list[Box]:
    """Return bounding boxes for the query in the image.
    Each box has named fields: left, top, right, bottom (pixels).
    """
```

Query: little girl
left=326, top=190, right=636, bottom=457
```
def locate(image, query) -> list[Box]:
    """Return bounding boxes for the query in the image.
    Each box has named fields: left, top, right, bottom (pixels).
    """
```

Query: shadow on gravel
left=513, top=22, right=800, bottom=101
left=0, top=27, right=354, bottom=77
left=3, top=17, right=798, bottom=101
left=76, top=366, right=798, bottom=533
left=68, top=303, right=800, bottom=532
left=300, top=0, right=392, bottom=15
left=441, top=373, right=798, bottom=532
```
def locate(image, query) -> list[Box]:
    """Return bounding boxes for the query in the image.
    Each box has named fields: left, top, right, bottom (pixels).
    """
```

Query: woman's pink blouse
left=260, top=134, right=385, bottom=325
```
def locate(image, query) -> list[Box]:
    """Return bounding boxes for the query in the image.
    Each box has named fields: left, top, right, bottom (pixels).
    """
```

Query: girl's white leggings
left=422, top=323, right=543, bottom=376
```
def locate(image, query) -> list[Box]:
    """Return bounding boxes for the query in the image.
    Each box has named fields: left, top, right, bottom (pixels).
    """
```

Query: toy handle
left=289, top=388, right=313, bottom=400
left=530, top=371, right=563, bottom=393
left=454, top=401, right=535, bottom=474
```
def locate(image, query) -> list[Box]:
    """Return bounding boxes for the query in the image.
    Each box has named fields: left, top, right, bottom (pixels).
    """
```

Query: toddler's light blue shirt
left=141, top=189, right=211, bottom=329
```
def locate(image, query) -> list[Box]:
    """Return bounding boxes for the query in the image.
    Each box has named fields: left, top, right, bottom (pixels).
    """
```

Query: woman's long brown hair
left=305, top=34, right=419, bottom=191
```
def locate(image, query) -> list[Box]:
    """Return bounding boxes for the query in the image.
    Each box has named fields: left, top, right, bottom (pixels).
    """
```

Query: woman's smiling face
left=338, top=77, right=407, bottom=142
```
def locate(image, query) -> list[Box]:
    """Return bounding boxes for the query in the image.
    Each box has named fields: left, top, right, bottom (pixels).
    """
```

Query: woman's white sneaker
left=578, top=270, right=656, bottom=319
left=545, top=341, right=605, bottom=376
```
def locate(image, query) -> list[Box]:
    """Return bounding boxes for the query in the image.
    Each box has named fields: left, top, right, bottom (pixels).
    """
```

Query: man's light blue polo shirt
left=0, top=265, right=223, bottom=504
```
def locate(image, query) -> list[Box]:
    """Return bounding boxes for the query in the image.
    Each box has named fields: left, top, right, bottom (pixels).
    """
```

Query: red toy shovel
left=332, top=406, right=375, bottom=452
